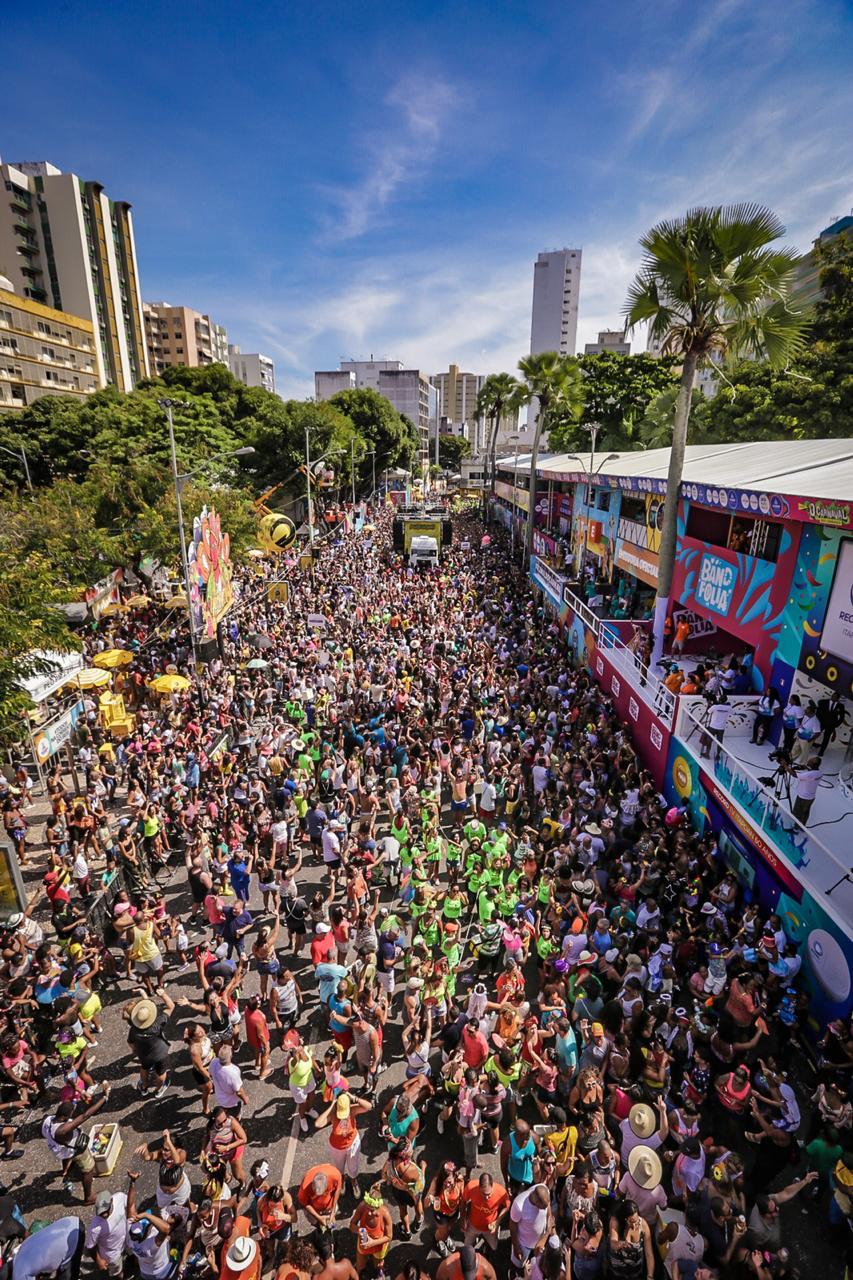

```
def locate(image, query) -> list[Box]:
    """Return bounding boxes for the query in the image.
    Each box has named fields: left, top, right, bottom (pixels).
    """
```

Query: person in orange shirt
left=349, top=1186, right=394, bottom=1273
left=314, top=1092, right=374, bottom=1194
left=244, top=995, right=272, bottom=1080
left=462, top=1170, right=510, bottom=1252
left=663, top=667, right=685, bottom=695
left=672, top=617, right=691, bottom=655
left=256, top=1183, right=296, bottom=1269
left=297, top=1164, right=343, bottom=1233
left=217, top=1212, right=255, bottom=1280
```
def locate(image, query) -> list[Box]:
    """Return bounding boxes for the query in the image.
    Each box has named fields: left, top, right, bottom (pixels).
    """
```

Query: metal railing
left=676, top=698, right=851, bottom=905
left=561, top=588, right=676, bottom=726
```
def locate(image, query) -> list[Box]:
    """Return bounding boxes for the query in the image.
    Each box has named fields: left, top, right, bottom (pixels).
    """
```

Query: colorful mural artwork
left=777, top=524, right=853, bottom=698
left=188, top=506, right=235, bottom=640
left=594, top=646, right=671, bottom=788
left=671, top=514, right=800, bottom=688
left=663, top=735, right=853, bottom=1024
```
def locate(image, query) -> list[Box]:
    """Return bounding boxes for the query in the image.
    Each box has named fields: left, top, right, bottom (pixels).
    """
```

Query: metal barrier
left=562, top=589, right=676, bottom=727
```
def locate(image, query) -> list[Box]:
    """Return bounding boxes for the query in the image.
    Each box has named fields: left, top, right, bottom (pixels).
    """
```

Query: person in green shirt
left=464, top=817, right=487, bottom=845
left=806, top=1125, right=843, bottom=1193
left=442, top=886, right=465, bottom=922
left=445, top=839, right=462, bottom=871
left=419, top=910, right=441, bottom=950
left=497, top=885, right=518, bottom=919
left=477, top=886, right=498, bottom=924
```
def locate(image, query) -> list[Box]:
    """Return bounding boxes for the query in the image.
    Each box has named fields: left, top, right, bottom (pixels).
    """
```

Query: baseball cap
left=94, top=1191, right=112, bottom=1216
left=591, top=1022, right=605, bottom=1036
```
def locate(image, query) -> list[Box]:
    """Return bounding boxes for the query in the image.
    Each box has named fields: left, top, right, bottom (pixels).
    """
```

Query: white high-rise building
left=0, top=159, right=149, bottom=391
left=530, top=249, right=582, bottom=356
left=228, top=345, right=275, bottom=394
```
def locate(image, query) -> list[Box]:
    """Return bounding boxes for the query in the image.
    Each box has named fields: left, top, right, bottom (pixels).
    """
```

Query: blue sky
left=5, top=0, right=853, bottom=398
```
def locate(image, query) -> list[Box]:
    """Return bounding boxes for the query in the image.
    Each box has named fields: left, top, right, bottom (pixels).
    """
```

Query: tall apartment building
left=377, top=368, right=435, bottom=454
left=0, top=275, right=100, bottom=411
left=143, top=302, right=228, bottom=374
left=314, top=369, right=356, bottom=400
left=228, top=344, right=276, bottom=394
left=340, top=357, right=404, bottom=391
left=0, top=160, right=148, bottom=390
left=530, top=249, right=582, bottom=356
left=584, top=328, right=630, bottom=356
left=431, top=364, right=484, bottom=428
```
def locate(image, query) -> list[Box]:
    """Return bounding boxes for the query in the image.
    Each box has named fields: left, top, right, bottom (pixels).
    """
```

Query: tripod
left=761, top=763, right=793, bottom=807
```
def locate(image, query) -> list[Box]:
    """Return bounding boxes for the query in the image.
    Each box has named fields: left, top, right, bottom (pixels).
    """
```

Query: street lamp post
left=351, top=439, right=356, bottom=508
left=369, top=449, right=376, bottom=501
left=0, top=443, right=33, bottom=493
left=563, top=426, right=619, bottom=587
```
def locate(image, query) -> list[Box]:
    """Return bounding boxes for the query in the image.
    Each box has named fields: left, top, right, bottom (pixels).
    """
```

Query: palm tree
left=624, top=203, right=808, bottom=665
left=476, top=373, right=521, bottom=517
left=517, top=352, right=584, bottom=561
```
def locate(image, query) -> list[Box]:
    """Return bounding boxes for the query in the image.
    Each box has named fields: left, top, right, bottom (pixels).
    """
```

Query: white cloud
left=318, top=72, right=460, bottom=242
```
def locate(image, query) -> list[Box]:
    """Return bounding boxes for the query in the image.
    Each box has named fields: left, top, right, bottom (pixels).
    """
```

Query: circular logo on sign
left=758, top=494, right=770, bottom=514
left=770, top=495, right=784, bottom=517
left=740, top=493, right=750, bottom=509
left=672, top=755, right=693, bottom=799
left=749, top=494, right=758, bottom=512
left=34, top=733, right=51, bottom=764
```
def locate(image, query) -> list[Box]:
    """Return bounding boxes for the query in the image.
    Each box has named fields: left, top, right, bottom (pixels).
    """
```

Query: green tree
left=517, top=353, right=585, bottom=560
left=476, top=373, right=523, bottom=511
left=688, top=231, right=853, bottom=443
left=437, top=434, right=471, bottom=470
left=327, top=387, right=418, bottom=485
left=624, top=203, right=808, bottom=662
left=548, top=352, right=679, bottom=453
left=637, top=386, right=704, bottom=449
left=0, top=545, right=80, bottom=737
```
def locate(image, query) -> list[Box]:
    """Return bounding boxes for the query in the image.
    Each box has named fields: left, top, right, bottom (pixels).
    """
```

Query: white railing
left=676, top=698, right=852, bottom=916
left=561, top=587, right=676, bottom=726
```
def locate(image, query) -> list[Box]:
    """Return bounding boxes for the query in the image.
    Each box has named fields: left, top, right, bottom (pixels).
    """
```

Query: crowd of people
left=0, top=500, right=849, bottom=1280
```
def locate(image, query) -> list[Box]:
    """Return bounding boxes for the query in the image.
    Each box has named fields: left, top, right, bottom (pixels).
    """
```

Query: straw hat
left=225, top=1237, right=258, bottom=1272
left=628, top=1144, right=662, bottom=1189
left=628, top=1102, right=657, bottom=1139
left=130, top=999, right=158, bottom=1030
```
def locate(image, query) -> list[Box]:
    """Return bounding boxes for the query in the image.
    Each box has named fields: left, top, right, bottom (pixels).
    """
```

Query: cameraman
left=790, top=754, right=823, bottom=826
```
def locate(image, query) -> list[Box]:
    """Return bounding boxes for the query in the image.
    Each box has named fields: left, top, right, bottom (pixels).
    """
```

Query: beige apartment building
left=0, top=276, right=100, bottom=411
left=0, top=160, right=148, bottom=391
left=143, top=302, right=229, bottom=374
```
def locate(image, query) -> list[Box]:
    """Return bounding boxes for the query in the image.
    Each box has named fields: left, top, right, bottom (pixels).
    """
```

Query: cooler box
left=88, top=1123, right=122, bottom=1176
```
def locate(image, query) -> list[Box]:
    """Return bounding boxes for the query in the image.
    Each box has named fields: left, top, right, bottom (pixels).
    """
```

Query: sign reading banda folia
left=696, top=553, right=737, bottom=617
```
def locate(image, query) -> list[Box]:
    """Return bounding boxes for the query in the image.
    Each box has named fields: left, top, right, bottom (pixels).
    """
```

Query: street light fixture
left=562, top=426, right=620, bottom=584
left=0, top=442, right=33, bottom=493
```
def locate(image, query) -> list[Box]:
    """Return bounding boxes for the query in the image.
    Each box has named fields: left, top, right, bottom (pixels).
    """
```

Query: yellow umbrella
left=100, top=602, right=128, bottom=617
left=72, top=667, right=112, bottom=689
left=92, top=649, right=135, bottom=670
left=126, top=594, right=151, bottom=607
left=148, top=674, right=191, bottom=694
left=247, top=548, right=266, bottom=559
left=162, top=594, right=189, bottom=610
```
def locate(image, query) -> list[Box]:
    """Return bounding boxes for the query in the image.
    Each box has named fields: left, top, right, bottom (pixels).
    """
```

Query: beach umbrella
left=126, top=594, right=151, bottom=607
left=247, top=633, right=274, bottom=650
left=72, top=667, right=112, bottom=689
left=148, top=673, right=190, bottom=694
left=92, top=649, right=134, bottom=669
left=246, top=658, right=269, bottom=670
left=162, top=594, right=189, bottom=610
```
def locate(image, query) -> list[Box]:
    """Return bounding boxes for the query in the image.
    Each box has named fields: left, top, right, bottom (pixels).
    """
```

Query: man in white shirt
left=209, top=1045, right=248, bottom=1115
left=509, top=1184, right=551, bottom=1266
left=792, top=756, right=822, bottom=824
left=86, top=1188, right=129, bottom=1275
left=702, top=699, right=730, bottom=760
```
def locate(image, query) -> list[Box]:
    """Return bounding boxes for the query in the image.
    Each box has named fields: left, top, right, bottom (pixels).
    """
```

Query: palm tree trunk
left=482, top=412, right=497, bottom=520
left=525, top=397, right=547, bottom=563
left=651, top=351, right=699, bottom=667
left=489, top=400, right=502, bottom=498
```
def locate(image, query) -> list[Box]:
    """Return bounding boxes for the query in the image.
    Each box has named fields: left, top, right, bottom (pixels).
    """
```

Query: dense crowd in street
left=0, top=502, right=850, bottom=1280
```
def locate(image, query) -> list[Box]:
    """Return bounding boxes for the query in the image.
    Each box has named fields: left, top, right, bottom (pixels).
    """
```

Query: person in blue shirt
left=503, top=1118, right=537, bottom=1191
